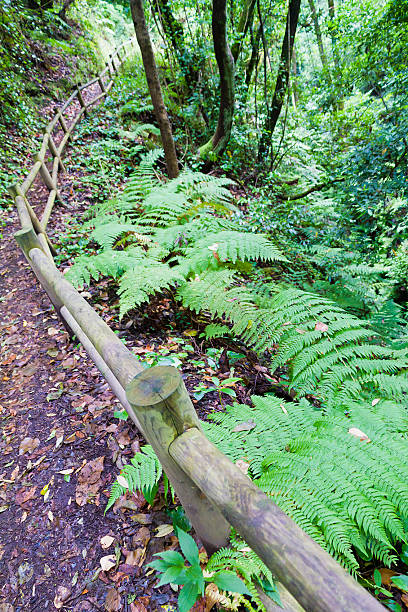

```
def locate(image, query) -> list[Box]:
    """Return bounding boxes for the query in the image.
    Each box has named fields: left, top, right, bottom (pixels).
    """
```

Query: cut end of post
left=126, top=365, right=181, bottom=407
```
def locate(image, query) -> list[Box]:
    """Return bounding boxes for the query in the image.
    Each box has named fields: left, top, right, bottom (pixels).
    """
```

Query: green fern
left=105, top=445, right=162, bottom=512
left=204, top=394, right=408, bottom=574
left=65, top=247, right=144, bottom=287
left=206, top=531, right=279, bottom=612
left=118, top=262, right=184, bottom=317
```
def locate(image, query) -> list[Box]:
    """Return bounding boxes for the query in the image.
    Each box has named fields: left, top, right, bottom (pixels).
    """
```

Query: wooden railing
left=9, top=37, right=136, bottom=255
left=11, top=37, right=385, bottom=612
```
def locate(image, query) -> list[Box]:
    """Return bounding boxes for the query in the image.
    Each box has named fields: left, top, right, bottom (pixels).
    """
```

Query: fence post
left=47, top=132, right=66, bottom=173
left=76, top=84, right=88, bottom=115
left=98, top=73, right=106, bottom=94
left=58, top=113, right=73, bottom=143
left=110, top=53, right=118, bottom=73
left=126, top=365, right=231, bottom=554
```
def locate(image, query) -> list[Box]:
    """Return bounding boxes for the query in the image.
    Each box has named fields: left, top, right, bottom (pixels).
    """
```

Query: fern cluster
left=66, top=149, right=408, bottom=410
left=204, top=394, right=408, bottom=574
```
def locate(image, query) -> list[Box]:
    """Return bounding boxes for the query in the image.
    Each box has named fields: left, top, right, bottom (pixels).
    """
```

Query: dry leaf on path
left=130, top=600, right=149, bottom=612
left=75, top=456, right=104, bottom=506
left=125, top=549, right=145, bottom=567
left=19, top=437, right=40, bottom=455
left=105, top=588, right=121, bottom=611
left=100, top=555, right=116, bottom=572
left=154, top=524, right=174, bottom=537
left=53, top=585, right=71, bottom=609
left=100, top=535, right=115, bottom=549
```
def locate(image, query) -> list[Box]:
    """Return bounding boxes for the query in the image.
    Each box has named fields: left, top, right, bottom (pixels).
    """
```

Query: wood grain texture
left=126, top=366, right=230, bottom=553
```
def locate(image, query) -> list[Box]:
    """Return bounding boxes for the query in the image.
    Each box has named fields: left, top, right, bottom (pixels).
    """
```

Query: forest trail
left=0, top=93, right=179, bottom=612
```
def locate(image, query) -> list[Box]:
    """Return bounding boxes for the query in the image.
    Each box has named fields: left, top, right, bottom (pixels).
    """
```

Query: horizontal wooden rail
left=10, top=36, right=135, bottom=239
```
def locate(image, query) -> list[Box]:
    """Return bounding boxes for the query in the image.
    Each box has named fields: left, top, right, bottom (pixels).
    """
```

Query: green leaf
left=114, top=409, right=128, bottom=420
left=401, top=544, right=408, bottom=566
left=177, top=528, right=200, bottom=566
left=157, top=566, right=187, bottom=587
left=374, top=569, right=382, bottom=587
left=156, top=550, right=185, bottom=567
left=212, top=571, right=251, bottom=595
left=148, top=558, right=170, bottom=572
left=221, top=388, right=236, bottom=397
left=391, top=574, right=408, bottom=592
left=178, top=582, right=200, bottom=612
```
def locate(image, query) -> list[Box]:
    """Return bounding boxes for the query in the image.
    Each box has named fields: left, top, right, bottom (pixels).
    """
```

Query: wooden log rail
left=12, top=226, right=385, bottom=612
left=9, top=36, right=137, bottom=247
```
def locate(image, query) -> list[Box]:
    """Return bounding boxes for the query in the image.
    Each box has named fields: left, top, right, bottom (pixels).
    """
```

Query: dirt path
left=0, top=92, right=179, bottom=612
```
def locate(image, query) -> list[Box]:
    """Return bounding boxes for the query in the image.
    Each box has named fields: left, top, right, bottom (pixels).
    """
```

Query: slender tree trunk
left=199, top=0, right=235, bottom=160
left=130, top=0, right=179, bottom=178
left=308, top=0, right=332, bottom=85
left=257, top=0, right=301, bottom=165
left=327, top=0, right=339, bottom=72
left=152, top=0, right=198, bottom=89
left=291, top=45, right=298, bottom=106
left=245, top=24, right=262, bottom=89
left=59, top=0, right=76, bottom=21
left=231, top=0, right=257, bottom=63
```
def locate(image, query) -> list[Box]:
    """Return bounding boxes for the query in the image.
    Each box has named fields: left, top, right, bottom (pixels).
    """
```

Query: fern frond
left=105, top=445, right=162, bottom=512
left=65, top=247, right=144, bottom=288
left=118, top=262, right=184, bottom=317
left=206, top=394, right=408, bottom=575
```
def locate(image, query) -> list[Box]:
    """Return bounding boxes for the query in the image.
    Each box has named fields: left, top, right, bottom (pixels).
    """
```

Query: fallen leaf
left=105, top=588, right=121, bottom=612
left=54, top=586, right=71, bottom=609
left=17, top=562, right=33, bottom=586
left=154, top=524, right=174, bottom=537
left=233, top=419, right=256, bottom=432
left=372, top=398, right=380, bottom=406
left=76, top=456, right=105, bottom=506
left=235, top=460, right=250, bottom=475
left=100, top=535, right=115, bottom=549
left=348, top=427, right=371, bottom=442
left=116, top=475, right=129, bottom=489
left=315, top=321, right=329, bottom=332
left=130, top=601, right=148, bottom=612
left=132, top=526, right=150, bottom=547
left=125, top=549, right=144, bottom=567
left=19, top=437, right=40, bottom=456
left=15, top=486, right=37, bottom=507
left=378, top=568, right=397, bottom=586
left=100, top=555, right=116, bottom=572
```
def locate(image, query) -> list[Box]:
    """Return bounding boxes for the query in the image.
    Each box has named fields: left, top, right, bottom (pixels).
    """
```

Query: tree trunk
left=245, top=24, right=262, bottom=89
left=199, top=0, right=235, bottom=160
left=152, top=0, right=198, bottom=89
left=59, top=0, right=76, bottom=21
left=231, top=0, right=257, bottom=63
left=257, top=0, right=301, bottom=165
left=130, top=0, right=179, bottom=178
left=308, top=0, right=332, bottom=85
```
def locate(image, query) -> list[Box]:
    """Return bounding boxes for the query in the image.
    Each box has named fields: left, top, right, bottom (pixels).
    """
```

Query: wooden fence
left=10, top=37, right=385, bottom=612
